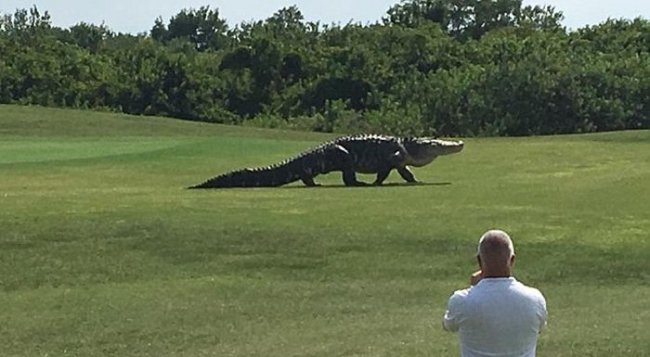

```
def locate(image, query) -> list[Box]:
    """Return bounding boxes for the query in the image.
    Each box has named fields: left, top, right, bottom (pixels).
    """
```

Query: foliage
left=0, top=1, right=649, bottom=136
left=151, top=6, right=229, bottom=51
left=383, top=0, right=564, bottom=39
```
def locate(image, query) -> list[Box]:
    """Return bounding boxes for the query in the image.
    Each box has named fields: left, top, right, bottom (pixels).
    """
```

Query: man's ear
left=510, top=254, right=516, bottom=266
left=477, top=255, right=482, bottom=268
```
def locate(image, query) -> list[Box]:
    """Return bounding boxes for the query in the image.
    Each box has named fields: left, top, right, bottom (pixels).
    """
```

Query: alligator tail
left=188, top=161, right=301, bottom=189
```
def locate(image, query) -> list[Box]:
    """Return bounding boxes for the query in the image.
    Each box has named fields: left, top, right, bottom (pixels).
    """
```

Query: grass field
left=1, top=104, right=649, bottom=356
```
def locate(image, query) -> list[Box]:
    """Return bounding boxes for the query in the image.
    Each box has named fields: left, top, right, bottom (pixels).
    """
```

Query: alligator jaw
left=438, top=139, right=464, bottom=155
left=405, top=138, right=464, bottom=167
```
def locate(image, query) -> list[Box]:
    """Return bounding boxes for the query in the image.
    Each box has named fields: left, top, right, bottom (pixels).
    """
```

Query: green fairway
left=1, top=105, right=649, bottom=356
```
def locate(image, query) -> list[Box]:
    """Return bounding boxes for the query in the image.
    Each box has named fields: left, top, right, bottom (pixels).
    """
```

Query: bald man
left=442, top=229, right=547, bottom=357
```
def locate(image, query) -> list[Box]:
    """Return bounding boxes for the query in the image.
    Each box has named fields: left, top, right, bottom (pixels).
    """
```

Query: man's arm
left=442, top=310, right=458, bottom=332
left=442, top=293, right=463, bottom=332
left=537, top=292, right=548, bottom=332
left=470, top=270, right=483, bottom=286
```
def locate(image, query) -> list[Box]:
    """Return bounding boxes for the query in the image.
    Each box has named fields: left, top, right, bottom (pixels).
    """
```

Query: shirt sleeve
left=536, top=291, right=548, bottom=332
left=442, top=292, right=463, bottom=332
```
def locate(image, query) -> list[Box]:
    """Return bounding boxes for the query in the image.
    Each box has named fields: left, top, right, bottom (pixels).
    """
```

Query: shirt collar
left=477, top=277, right=516, bottom=285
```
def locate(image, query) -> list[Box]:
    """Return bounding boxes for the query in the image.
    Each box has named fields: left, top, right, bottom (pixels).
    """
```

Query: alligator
left=189, top=134, right=464, bottom=189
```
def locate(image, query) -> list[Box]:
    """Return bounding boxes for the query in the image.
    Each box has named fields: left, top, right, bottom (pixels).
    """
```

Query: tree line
left=1, top=1, right=648, bottom=136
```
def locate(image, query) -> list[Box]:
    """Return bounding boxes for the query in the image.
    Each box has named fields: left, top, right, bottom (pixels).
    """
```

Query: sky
left=1, top=0, right=649, bottom=34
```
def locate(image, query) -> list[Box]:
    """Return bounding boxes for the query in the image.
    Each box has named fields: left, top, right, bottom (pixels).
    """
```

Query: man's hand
left=470, top=270, right=483, bottom=286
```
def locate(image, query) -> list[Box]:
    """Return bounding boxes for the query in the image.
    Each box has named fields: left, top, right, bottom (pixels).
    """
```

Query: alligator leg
left=373, top=167, right=393, bottom=185
left=341, top=156, right=367, bottom=186
left=371, top=150, right=406, bottom=185
left=342, top=169, right=367, bottom=186
left=397, top=166, right=418, bottom=183
left=327, top=144, right=366, bottom=186
left=300, top=174, right=319, bottom=187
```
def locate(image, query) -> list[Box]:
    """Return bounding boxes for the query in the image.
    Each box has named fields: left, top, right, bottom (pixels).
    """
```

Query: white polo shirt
left=443, top=277, right=547, bottom=357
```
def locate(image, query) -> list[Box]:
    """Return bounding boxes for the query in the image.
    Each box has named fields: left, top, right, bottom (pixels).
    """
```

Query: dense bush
left=0, top=1, right=648, bottom=136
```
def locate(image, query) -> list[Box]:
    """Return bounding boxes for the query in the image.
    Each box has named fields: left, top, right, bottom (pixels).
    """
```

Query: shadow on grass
left=281, top=182, right=452, bottom=189
left=184, top=181, right=452, bottom=190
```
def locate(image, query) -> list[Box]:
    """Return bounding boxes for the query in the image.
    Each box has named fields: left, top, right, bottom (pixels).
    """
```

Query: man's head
left=477, top=229, right=516, bottom=276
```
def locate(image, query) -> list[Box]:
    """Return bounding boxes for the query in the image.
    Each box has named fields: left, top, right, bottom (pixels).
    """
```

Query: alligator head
left=402, top=137, right=464, bottom=167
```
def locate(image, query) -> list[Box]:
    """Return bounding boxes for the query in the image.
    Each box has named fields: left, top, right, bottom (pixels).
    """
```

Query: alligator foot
left=346, top=181, right=369, bottom=187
